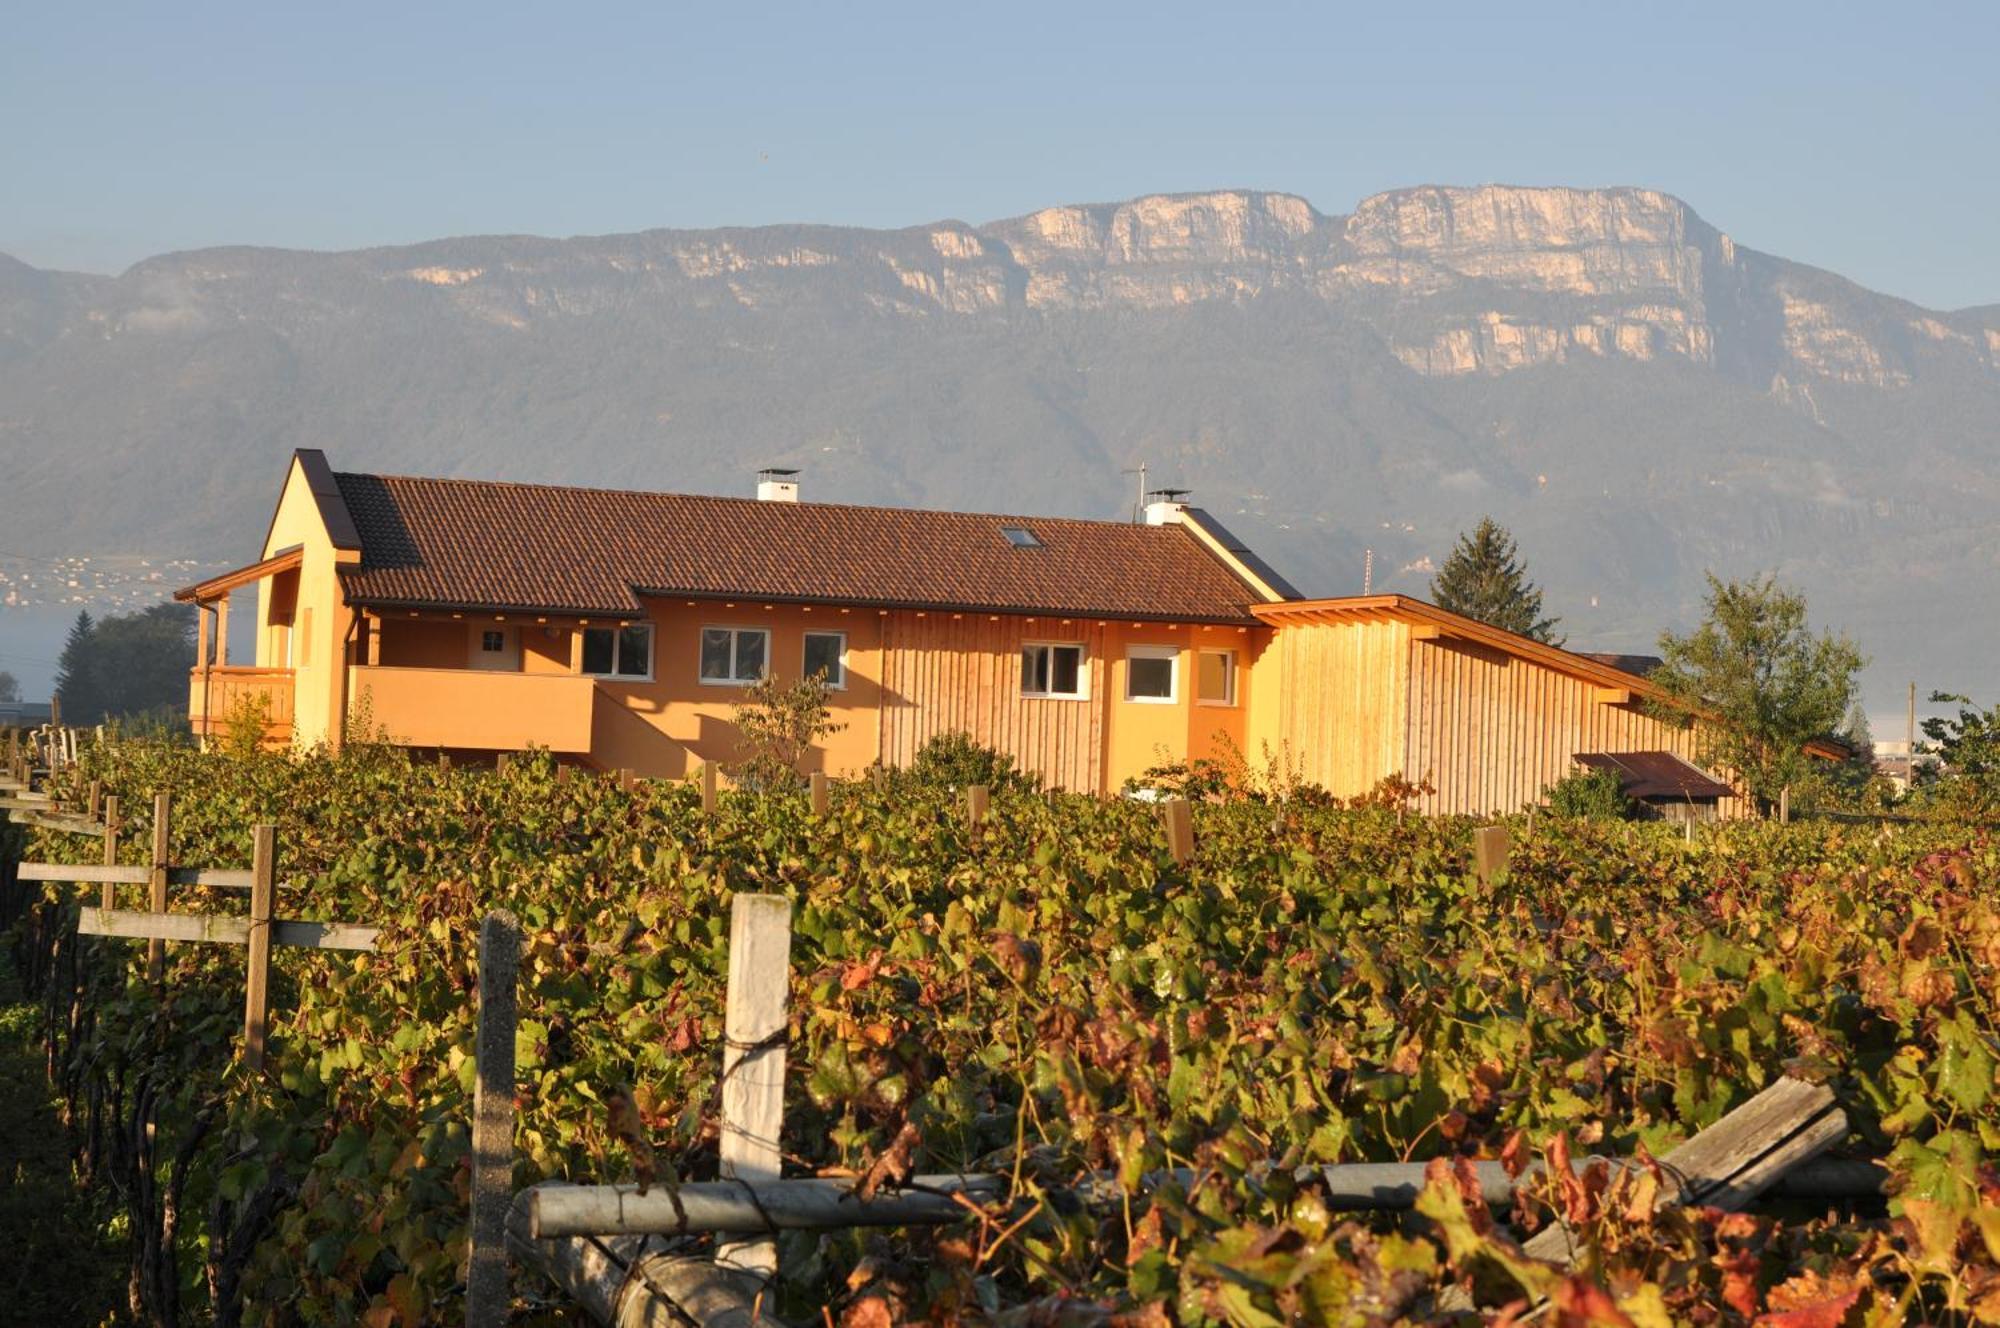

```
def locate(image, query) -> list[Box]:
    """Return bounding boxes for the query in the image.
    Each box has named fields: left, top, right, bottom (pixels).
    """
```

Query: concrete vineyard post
left=1162, top=797, right=1194, bottom=867
left=147, top=792, right=170, bottom=982
left=717, top=893, right=793, bottom=1279
left=243, top=825, right=276, bottom=1071
left=467, top=910, right=521, bottom=1328
left=1473, top=825, right=1509, bottom=885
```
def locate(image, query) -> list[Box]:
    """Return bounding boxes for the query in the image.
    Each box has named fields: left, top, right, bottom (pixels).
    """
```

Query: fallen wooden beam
left=1519, top=1074, right=1847, bottom=1265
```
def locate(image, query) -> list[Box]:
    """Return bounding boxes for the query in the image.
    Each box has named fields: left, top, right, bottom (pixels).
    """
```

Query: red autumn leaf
left=841, top=950, right=883, bottom=991
left=1501, top=1128, right=1531, bottom=1179
left=1753, top=1285, right=1863, bottom=1327
left=1549, top=1277, right=1637, bottom=1327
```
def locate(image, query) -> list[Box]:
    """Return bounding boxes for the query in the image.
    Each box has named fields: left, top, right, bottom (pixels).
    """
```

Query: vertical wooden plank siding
left=1263, top=617, right=1742, bottom=818
left=1270, top=620, right=1410, bottom=797
left=877, top=613, right=1109, bottom=792
left=1402, top=637, right=1743, bottom=818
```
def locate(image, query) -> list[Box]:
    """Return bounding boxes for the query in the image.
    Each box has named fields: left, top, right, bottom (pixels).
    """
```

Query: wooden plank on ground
left=716, top=893, right=792, bottom=1279
left=1460, top=1074, right=1847, bottom=1303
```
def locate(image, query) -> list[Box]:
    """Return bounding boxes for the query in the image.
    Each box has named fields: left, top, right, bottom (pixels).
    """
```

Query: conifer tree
left=1430, top=518, right=1561, bottom=643
left=53, top=609, right=97, bottom=722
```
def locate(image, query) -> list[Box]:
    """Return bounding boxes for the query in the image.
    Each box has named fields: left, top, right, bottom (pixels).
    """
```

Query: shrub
left=901, top=730, right=1039, bottom=794
left=1541, top=765, right=1636, bottom=819
left=730, top=673, right=844, bottom=792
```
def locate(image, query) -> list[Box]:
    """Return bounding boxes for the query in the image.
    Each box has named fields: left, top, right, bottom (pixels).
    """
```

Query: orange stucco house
left=178, top=450, right=1753, bottom=815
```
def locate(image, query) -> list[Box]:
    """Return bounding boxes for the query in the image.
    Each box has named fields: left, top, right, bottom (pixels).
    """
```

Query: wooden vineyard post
left=1161, top=797, right=1194, bottom=867
left=98, top=796, right=120, bottom=911
left=495, top=752, right=511, bottom=776
left=243, top=825, right=276, bottom=1071
left=619, top=768, right=635, bottom=793
left=1473, top=825, right=1509, bottom=885
left=87, top=779, right=101, bottom=821
left=716, top=893, right=793, bottom=1280
left=467, top=910, right=521, bottom=1328
left=1779, top=786, right=1791, bottom=825
left=147, top=792, right=170, bottom=982
left=966, top=783, right=989, bottom=828
left=809, top=771, right=828, bottom=816
left=701, top=761, right=718, bottom=815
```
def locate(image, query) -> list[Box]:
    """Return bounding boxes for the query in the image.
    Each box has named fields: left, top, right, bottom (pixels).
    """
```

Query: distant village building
left=0, top=700, right=54, bottom=728
left=177, top=450, right=1804, bottom=816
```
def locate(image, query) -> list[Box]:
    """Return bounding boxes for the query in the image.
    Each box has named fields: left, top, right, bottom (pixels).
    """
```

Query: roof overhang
left=173, top=546, right=304, bottom=604
left=343, top=582, right=1264, bottom=627
left=1252, top=594, right=1662, bottom=696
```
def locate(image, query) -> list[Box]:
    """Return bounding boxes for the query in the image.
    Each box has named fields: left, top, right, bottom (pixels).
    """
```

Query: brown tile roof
left=333, top=472, right=1271, bottom=623
left=1574, top=751, right=1734, bottom=801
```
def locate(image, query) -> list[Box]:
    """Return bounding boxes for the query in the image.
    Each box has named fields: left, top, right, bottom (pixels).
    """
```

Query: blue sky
left=3, top=2, right=1997, bottom=309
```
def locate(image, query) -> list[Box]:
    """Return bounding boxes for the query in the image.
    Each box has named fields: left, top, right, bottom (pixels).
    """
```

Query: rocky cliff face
left=2, top=183, right=1997, bottom=713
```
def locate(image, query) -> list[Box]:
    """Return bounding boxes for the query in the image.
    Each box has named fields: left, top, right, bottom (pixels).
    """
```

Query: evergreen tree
left=53, top=609, right=98, bottom=723
left=50, top=604, right=196, bottom=726
left=0, top=670, right=17, bottom=702
left=1430, top=518, right=1561, bottom=643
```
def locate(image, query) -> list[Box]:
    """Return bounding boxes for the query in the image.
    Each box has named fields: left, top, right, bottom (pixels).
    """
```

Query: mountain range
left=4, top=183, right=1997, bottom=715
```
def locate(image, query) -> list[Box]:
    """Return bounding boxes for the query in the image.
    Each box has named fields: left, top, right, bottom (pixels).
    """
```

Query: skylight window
left=1000, top=525, right=1043, bottom=549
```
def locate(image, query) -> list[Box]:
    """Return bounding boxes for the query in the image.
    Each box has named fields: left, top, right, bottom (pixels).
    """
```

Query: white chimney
left=1143, top=487, right=1191, bottom=525
left=756, top=467, right=800, bottom=503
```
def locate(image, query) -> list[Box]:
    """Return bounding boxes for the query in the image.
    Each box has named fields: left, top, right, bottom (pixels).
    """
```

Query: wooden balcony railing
left=189, top=667, right=296, bottom=744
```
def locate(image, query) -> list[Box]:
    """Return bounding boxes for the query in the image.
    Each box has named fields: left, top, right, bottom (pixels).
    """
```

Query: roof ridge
left=334, top=469, right=1196, bottom=534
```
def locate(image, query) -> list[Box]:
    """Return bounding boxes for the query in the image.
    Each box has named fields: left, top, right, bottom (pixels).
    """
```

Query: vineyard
left=5, top=737, right=2000, bottom=1325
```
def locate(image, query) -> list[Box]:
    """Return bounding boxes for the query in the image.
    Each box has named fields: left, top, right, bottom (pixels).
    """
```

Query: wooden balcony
left=189, top=667, right=296, bottom=745
left=347, top=666, right=596, bottom=753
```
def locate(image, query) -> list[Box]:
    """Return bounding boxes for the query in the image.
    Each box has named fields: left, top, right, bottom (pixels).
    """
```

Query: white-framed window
left=803, top=631, right=847, bottom=689
left=1125, top=645, right=1178, bottom=703
left=699, top=626, right=769, bottom=685
left=582, top=624, right=654, bottom=680
left=1196, top=648, right=1237, bottom=706
left=1021, top=642, right=1086, bottom=699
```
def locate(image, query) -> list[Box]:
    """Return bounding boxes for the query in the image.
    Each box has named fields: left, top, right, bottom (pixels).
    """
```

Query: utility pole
left=1907, top=681, right=1917, bottom=782
left=1362, top=548, right=1374, bottom=595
